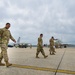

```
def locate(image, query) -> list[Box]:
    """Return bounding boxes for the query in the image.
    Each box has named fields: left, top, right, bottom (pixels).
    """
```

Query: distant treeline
left=67, top=44, right=75, bottom=47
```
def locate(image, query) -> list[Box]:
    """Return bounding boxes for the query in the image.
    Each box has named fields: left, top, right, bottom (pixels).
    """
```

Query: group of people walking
left=0, top=23, right=56, bottom=67
left=36, top=34, right=56, bottom=58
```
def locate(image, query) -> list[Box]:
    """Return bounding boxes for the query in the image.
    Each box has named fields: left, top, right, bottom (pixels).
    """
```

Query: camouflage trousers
left=49, top=46, right=55, bottom=54
left=36, top=46, right=45, bottom=56
left=0, top=43, right=8, bottom=62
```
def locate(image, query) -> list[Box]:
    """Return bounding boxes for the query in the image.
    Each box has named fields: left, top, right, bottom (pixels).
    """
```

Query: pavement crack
left=54, top=49, right=66, bottom=75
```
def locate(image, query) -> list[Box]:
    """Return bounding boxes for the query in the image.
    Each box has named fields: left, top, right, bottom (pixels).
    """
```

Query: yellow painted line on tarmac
left=12, top=64, right=75, bottom=74
left=12, top=64, right=56, bottom=72
left=57, top=69, right=75, bottom=74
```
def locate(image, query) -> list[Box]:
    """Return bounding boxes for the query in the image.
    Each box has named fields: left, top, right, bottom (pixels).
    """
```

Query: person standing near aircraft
left=49, top=36, right=56, bottom=55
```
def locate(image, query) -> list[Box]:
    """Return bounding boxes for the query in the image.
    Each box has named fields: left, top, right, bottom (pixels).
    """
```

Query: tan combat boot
left=0, top=58, right=5, bottom=66
left=36, top=56, right=39, bottom=58
left=36, top=54, right=39, bottom=58
left=52, top=52, right=55, bottom=55
left=5, top=61, right=12, bottom=67
left=0, top=62, right=5, bottom=66
left=44, top=55, right=48, bottom=58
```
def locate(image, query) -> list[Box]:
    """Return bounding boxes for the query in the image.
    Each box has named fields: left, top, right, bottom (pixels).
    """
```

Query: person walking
left=36, top=34, right=48, bottom=58
left=0, top=23, right=16, bottom=67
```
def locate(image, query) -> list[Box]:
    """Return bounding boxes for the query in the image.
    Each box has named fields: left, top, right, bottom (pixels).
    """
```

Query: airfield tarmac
left=0, top=47, right=75, bottom=75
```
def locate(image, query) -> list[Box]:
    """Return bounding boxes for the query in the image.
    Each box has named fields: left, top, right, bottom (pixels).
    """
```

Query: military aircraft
left=8, top=43, right=14, bottom=47
left=54, top=39, right=67, bottom=48
left=14, top=37, right=32, bottom=48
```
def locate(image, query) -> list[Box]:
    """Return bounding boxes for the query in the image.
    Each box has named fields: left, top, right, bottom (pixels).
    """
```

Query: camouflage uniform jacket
left=0, top=27, right=15, bottom=45
left=50, top=38, right=54, bottom=47
left=37, top=37, right=43, bottom=47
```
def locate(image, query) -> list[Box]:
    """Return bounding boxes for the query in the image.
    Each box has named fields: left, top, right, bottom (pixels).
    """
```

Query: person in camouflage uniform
left=0, top=23, right=16, bottom=67
left=49, top=36, right=56, bottom=55
left=36, top=34, right=48, bottom=58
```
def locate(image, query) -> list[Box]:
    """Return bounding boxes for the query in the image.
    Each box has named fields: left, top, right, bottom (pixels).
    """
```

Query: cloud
left=0, top=0, right=75, bottom=45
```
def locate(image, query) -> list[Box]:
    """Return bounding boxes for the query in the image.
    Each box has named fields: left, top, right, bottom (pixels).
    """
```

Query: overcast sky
left=0, top=0, right=75, bottom=45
